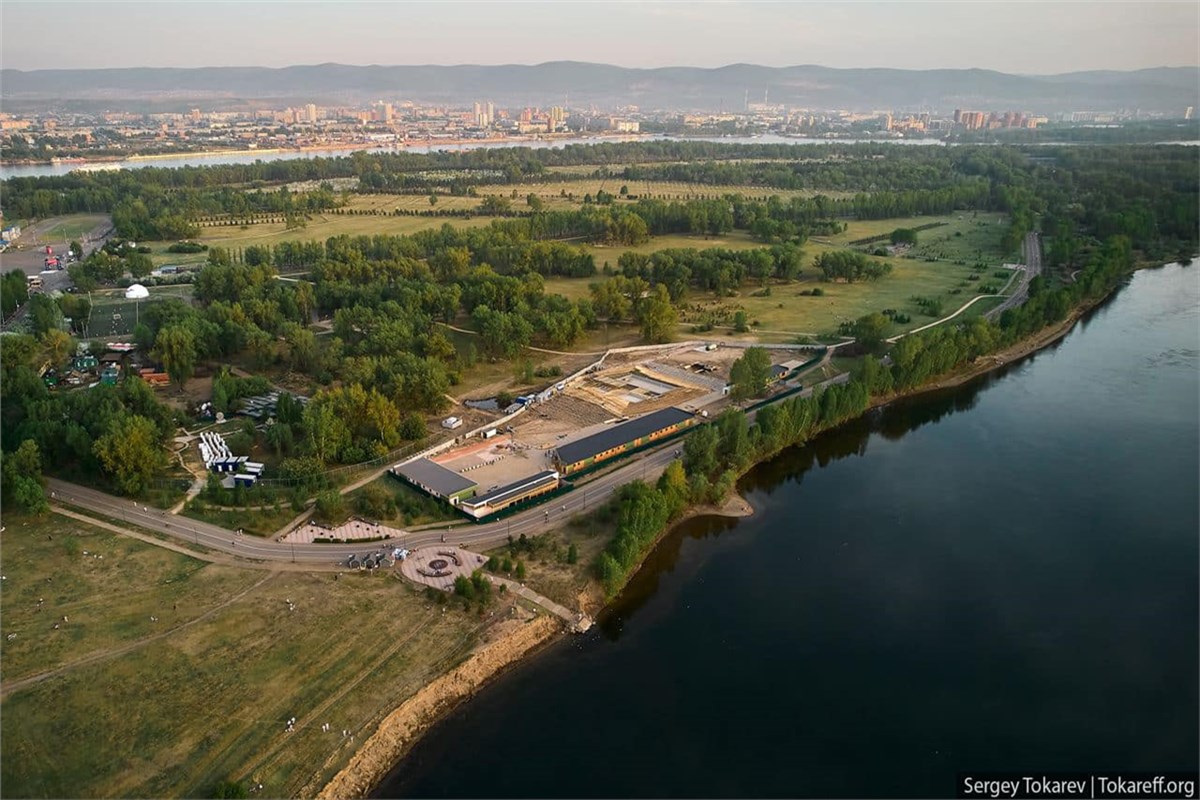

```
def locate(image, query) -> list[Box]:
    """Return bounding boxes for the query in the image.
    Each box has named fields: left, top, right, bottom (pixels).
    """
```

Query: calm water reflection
left=378, top=263, right=1198, bottom=798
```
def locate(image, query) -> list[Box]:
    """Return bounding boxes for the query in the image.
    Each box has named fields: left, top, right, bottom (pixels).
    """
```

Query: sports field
left=87, top=285, right=194, bottom=337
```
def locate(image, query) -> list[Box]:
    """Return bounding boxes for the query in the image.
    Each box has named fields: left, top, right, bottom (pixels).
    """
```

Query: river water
left=0, top=134, right=944, bottom=180
left=377, top=262, right=1199, bottom=798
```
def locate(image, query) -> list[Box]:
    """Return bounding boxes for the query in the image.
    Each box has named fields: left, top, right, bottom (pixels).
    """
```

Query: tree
left=27, top=294, right=63, bottom=336
left=293, top=281, right=316, bottom=323
left=93, top=414, right=164, bottom=495
left=637, top=284, right=677, bottom=344
left=314, top=490, right=345, bottom=523
left=479, top=195, right=512, bottom=215
left=428, top=194, right=438, bottom=206
left=891, top=228, right=919, bottom=246
left=1, top=270, right=29, bottom=318
left=515, top=560, right=526, bottom=581
left=153, top=324, right=197, bottom=389
left=729, top=346, right=772, bottom=399
left=526, top=193, right=544, bottom=211
left=1, top=439, right=48, bottom=513
left=303, top=402, right=351, bottom=464
left=852, top=312, right=890, bottom=354
left=733, top=310, right=749, bottom=333
left=566, top=542, right=578, bottom=564
left=126, top=252, right=153, bottom=280
left=41, top=329, right=74, bottom=366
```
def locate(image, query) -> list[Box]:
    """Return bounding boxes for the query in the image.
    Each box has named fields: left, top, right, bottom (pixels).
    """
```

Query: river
left=0, top=134, right=944, bottom=180
left=375, top=261, right=1199, bottom=798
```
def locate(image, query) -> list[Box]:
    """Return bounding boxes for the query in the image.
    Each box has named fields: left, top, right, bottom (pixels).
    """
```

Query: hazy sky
left=2, top=1, right=1197, bottom=73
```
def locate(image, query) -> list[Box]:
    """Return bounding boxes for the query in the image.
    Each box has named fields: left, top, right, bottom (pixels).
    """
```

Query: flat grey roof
left=394, top=458, right=478, bottom=497
left=555, top=407, right=694, bottom=467
left=463, top=471, right=559, bottom=508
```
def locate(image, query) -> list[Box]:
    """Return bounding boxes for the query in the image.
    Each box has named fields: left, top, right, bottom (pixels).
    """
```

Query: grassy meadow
left=0, top=513, right=485, bottom=799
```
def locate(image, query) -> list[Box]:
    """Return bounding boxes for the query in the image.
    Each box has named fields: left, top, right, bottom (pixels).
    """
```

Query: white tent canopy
left=124, top=284, right=149, bottom=300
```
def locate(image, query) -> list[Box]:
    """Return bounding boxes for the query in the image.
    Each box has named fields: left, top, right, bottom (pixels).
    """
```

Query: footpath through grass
left=0, top=513, right=484, bottom=799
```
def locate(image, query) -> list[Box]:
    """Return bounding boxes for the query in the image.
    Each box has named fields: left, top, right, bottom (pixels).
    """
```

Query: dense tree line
left=614, top=244, right=804, bottom=299
left=593, top=233, right=1144, bottom=597
left=1, top=333, right=175, bottom=497
left=814, top=251, right=893, bottom=282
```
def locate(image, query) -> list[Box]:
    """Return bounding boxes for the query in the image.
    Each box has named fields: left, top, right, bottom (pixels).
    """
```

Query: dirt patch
left=317, top=614, right=562, bottom=799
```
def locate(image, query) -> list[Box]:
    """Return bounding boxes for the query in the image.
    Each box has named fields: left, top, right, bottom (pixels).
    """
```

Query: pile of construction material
left=198, top=430, right=264, bottom=488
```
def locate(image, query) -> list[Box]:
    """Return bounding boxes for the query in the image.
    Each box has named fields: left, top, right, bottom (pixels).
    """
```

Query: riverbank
left=314, top=614, right=561, bottom=800
left=349, top=274, right=1124, bottom=800
left=0, top=133, right=655, bottom=171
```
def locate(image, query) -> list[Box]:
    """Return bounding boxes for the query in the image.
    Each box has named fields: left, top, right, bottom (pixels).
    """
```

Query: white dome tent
left=124, top=283, right=149, bottom=325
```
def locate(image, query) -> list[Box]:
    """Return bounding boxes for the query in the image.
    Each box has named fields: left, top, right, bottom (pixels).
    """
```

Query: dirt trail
left=316, top=615, right=561, bottom=799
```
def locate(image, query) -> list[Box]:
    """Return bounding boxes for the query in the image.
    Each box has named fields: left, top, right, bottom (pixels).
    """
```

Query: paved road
left=0, top=216, right=114, bottom=330
left=986, top=231, right=1042, bottom=321
left=47, top=372, right=850, bottom=567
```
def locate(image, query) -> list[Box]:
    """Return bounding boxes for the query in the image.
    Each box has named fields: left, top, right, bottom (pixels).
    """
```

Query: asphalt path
left=986, top=231, right=1042, bottom=320
left=0, top=216, right=114, bottom=330
left=47, top=372, right=850, bottom=567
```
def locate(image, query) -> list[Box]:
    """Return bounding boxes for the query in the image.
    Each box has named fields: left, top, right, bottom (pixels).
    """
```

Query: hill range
left=2, top=61, right=1197, bottom=112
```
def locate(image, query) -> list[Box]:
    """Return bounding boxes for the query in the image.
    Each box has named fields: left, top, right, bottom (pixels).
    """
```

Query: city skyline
left=2, top=1, right=1198, bottom=73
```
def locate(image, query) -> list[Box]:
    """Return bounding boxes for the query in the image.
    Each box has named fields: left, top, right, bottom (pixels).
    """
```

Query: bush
left=167, top=241, right=208, bottom=253
left=313, top=490, right=345, bottom=523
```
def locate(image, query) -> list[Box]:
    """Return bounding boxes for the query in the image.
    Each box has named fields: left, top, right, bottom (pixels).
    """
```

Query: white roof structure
left=124, top=284, right=149, bottom=300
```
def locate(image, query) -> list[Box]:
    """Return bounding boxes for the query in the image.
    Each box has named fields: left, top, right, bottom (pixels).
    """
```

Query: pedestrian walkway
left=284, top=518, right=407, bottom=544
left=399, top=546, right=593, bottom=633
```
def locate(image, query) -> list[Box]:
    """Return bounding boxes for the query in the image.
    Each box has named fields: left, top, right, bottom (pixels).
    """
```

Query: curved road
left=986, top=231, right=1042, bottom=320
left=47, top=374, right=849, bottom=567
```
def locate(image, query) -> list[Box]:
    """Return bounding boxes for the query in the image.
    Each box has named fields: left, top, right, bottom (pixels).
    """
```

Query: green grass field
left=540, top=215, right=1015, bottom=341
left=585, top=230, right=766, bottom=268
left=180, top=213, right=497, bottom=255
left=35, top=214, right=109, bottom=243
left=87, top=285, right=194, bottom=337
left=821, top=213, right=1016, bottom=265
left=0, top=513, right=484, bottom=799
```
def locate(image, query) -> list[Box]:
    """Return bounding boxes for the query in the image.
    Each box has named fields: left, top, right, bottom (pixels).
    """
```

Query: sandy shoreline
left=313, top=615, right=561, bottom=800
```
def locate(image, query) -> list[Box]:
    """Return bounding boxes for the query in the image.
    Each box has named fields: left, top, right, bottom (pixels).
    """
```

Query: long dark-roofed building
left=553, top=407, right=696, bottom=475
left=459, top=470, right=561, bottom=519
left=392, top=457, right=478, bottom=504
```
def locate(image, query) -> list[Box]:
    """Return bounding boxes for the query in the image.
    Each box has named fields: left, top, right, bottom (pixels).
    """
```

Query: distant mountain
left=3, top=62, right=1197, bottom=113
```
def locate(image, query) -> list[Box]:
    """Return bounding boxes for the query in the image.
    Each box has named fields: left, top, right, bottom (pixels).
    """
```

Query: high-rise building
left=306, top=104, right=318, bottom=123
left=190, top=108, right=202, bottom=122
left=486, top=101, right=495, bottom=126
left=953, top=109, right=962, bottom=124
left=1186, top=106, right=1195, bottom=120
left=383, top=103, right=394, bottom=123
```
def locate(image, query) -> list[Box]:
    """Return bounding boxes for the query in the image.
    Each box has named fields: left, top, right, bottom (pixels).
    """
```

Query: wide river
left=0, top=134, right=943, bottom=180
left=377, top=261, right=1199, bottom=798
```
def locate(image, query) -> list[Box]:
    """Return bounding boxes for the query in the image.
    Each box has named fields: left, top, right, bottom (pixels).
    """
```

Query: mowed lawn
left=0, top=514, right=484, bottom=799
left=822, top=213, right=1016, bottom=265
left=703, top=258, right=981, bottom=340
left=544, top=216, right=1013, bottom=340
left=192, top=212, right=497, bottom=252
